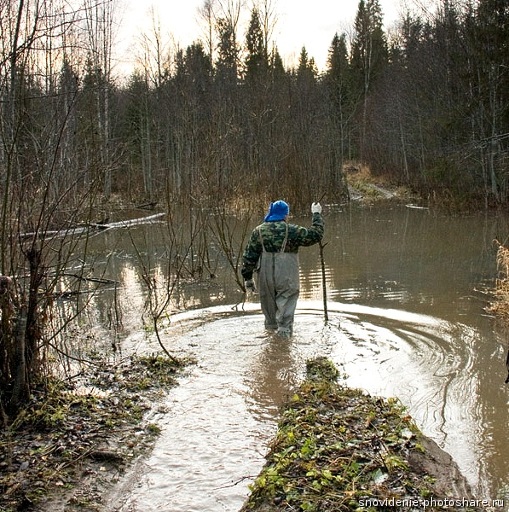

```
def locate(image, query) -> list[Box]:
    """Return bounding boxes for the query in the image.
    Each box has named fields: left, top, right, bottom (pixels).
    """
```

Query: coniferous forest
left=1, top=0, right=508, bottom=216
left=0, top=0, right=508, bottom=414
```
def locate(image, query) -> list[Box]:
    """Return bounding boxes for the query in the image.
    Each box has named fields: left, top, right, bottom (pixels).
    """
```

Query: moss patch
left=241, top=357, right=482, bottom=512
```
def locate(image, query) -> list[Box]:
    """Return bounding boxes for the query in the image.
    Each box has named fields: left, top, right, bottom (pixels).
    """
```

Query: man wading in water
left=241, top=200, right=324, bottom=337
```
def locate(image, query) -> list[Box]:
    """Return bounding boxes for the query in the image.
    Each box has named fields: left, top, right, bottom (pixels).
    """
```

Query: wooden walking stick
left=316, top=193, right=329, bottom=324
left=319, top=239, right=329, bottom=324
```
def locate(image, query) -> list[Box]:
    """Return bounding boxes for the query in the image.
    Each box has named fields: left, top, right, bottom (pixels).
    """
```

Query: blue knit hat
left=264, top=200, right=289, bottom=222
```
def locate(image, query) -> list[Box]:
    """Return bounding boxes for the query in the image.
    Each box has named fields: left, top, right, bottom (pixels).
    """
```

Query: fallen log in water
left=19, top=212, right=166, bottom=240
left=19, top=226, right=91, bottom=240
left=95, top=212, right=165, bottom=229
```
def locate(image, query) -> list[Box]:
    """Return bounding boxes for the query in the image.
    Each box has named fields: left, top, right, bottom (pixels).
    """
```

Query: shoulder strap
left=280, top=223, right=289, bottom=252
left=258, top=227, right=267, bottom=252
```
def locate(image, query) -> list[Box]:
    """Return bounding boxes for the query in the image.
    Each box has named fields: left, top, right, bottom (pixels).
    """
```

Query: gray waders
left=257, top=224, right=300, bottom=336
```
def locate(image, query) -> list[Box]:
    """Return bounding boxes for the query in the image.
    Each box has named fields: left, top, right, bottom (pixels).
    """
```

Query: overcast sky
left=115, top=0, right=406, bottom=75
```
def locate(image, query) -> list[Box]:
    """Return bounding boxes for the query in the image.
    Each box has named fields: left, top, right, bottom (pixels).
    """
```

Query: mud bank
left=0, top=354, right=190, bottom=512
left=240, top=358, right=490, bottom=512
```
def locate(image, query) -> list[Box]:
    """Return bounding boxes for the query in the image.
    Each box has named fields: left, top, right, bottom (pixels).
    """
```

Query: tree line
left=2, top=0, right=508, bottom=216
left=0, top=0, right=508, bottom=416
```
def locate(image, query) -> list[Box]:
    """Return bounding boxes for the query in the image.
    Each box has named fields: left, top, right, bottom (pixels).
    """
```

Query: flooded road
left=81, top=203, right=509, bottom=510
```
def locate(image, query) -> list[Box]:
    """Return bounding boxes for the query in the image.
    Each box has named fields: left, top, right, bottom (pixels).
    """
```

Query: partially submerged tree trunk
left=0, top=276, right=30, bottom=415
left=0, top=246, right=46, bottom=416
left=10, top=305, right=29, bottom=408
left=0, top=276, right=16, bottom=394
left=25, top=247, right=44, bottom=377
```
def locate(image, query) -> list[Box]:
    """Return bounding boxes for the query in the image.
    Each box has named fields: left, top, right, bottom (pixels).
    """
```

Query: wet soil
left=0, top=354, right=191, bottom=512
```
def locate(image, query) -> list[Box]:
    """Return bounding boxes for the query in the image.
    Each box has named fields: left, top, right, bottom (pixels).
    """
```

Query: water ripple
left=104, top=300, right=485, bottom=511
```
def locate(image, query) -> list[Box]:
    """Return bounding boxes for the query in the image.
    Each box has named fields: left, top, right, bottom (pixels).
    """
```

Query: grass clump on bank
left=0, top=353, right=191, bottom=512
left=241, top=357, right=481, bottom=512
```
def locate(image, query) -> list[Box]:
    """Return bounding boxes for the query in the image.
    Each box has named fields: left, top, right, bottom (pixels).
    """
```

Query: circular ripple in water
left=104, top=300, right=483, bottom=511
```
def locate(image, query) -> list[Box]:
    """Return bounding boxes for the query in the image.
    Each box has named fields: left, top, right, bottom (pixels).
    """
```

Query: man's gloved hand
left=245, top=279, right=256, bottom=293
left=311, top=202, right=322, bottom=214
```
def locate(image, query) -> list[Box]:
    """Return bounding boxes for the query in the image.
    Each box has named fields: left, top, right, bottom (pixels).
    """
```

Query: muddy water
left=85, top=204, right=509, bottom=510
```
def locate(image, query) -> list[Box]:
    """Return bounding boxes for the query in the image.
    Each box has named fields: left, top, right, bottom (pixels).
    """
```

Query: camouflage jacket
left=241, top=213, right=324, bottom=280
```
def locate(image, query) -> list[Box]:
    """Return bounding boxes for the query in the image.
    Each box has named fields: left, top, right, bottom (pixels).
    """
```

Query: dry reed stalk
left=489, top=241, right=509, bottom=318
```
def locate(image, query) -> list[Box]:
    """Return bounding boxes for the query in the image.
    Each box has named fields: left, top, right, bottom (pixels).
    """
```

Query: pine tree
left=216, top=17, right=239, bottom=84
left=325, top=33, right=354, bottom=163
left=325, top=33, right=351, bottom=114
left=244, top=7, right=268, bottom=85
left=351, top=0, right=388, bottom=152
